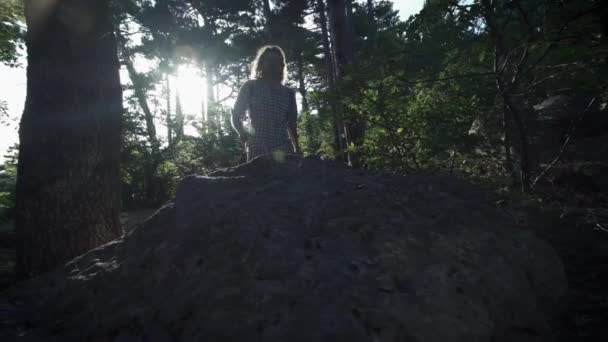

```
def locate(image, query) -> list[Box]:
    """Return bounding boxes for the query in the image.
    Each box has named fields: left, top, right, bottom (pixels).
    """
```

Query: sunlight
left=170, top=64, right=207, bottom=122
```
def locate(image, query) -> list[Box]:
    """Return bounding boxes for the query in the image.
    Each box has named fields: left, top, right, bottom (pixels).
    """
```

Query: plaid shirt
left=233, top=79, right=297, bottom=161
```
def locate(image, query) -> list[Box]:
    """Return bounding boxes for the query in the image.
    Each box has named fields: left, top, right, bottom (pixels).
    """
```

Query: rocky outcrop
left=531, top=95, right=608, bottom=196
left=1, top=156, right=566, bottom=341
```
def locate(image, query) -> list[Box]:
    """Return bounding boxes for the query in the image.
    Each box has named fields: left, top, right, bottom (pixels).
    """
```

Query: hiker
left=231, top=45, right=301, bottom=162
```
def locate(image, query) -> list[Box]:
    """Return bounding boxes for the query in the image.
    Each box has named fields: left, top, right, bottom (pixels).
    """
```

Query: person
left=231, top=45, right=301, bottom=162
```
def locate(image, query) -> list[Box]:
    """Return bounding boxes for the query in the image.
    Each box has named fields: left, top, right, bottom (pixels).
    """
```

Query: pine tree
left=16, top=0, right=123, bottom=276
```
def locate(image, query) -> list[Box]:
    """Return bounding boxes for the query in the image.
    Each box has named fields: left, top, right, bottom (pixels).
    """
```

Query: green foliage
left=298, top=110, right=321, bottom=156
left=296, top=0, right=607, bottom=189
left=0, top=100, right=9, bottom=125
left=112, top=0, right=607, bottom=208
left=0, top=145, right=18, bottom=223
left=0, top=0, right=24, bottom=66
left=120, top=104, right=244, bottom=209
left=193, top=109, right=246, bottom=170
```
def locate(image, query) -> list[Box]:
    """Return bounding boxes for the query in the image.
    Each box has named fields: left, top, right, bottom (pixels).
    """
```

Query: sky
left=393, top=0, right=425, bottom=21
left=0, top=0, right=425, bottom=161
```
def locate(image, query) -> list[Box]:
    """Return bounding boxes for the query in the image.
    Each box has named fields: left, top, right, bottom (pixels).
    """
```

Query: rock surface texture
left=1, top=156, right=566, bottom=341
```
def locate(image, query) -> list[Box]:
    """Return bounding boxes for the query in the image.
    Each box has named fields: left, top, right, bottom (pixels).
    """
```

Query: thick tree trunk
left=327, top=0, right=354, bottom=78
left=16, top=0, right=123, bottom=277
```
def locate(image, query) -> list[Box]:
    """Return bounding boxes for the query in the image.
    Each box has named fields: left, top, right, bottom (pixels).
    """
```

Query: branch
left=509, top=46, right=529, bottom=87
left=521, top=6, right=599, bottom=76
left=531, top=97, right=597, bottom=188
left=217, top=87, right=237, bottom=104
left=512, top=0, right=532, bottom=31
left=404, top=72, right=496, bottom=85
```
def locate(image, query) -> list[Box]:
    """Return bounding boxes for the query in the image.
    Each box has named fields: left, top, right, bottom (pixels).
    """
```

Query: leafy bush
left=0, top=145, right=17, bottom=223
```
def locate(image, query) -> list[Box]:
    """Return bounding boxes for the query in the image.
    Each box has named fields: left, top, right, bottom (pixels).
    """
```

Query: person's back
left=232, top=46, right=300, bottom=161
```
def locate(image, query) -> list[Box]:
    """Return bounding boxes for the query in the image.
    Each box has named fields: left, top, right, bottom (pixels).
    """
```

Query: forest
left=0, top=0, right=607, bottom=341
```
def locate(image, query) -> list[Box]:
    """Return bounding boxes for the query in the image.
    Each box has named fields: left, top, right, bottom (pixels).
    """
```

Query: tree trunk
left=492, top=45, right=515, bottom=185
left=122, top=49, right=162, bottom=206
left=263, top=0, right=272, bottom=43
left=328, top=0, right=363, bottom=166
left=296, top=49, right=309, bottom=113
left=124, top=57, right=160, bottom=154
left=205, top=61, right=216, bottom=122
left=174, top=90, right=185, bottom=142
left=317, top=0, right=336, bottom=85
left=503, top=94, right=531, bottom=191
left=115, top=30, right=159, bottom=155
left=16, top=0, right=123, bottom=277
left=367, top=0, right=376, bottom=47
left=166, top=74, right=173, bottom=146
left=482, top=0, right=531, bottom=191
left=317, top=0, right=343, bottom=156
left=327, top=0, right=354, bottom=78
left=502, top=102, right=515, bottom=181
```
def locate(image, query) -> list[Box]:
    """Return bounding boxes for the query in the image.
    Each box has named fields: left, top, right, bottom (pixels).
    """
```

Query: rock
left=529, top=95, right=608, bottom=198
left=531, top=95, right=607, bottom=159
left=1, top=156, right=567, bottom=341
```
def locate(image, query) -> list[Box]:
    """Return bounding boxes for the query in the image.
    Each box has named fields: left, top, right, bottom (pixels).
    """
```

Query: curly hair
left=250, top=45, right=287, bottom=83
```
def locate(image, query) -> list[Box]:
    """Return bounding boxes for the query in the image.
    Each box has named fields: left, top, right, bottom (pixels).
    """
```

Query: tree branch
left=531, top=97, right=597, bottom=188
left=403, top=72, right=496, bottom=85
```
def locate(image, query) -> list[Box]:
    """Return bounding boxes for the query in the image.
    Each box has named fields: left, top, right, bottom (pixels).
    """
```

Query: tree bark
left=205, top=61, right=216, bottom=122
left=317, top=0, right=343, bottom=156
left=116, top=30, right=159, bottom=155
left=327, top=0, right=354, bottom=78
left=317, top=0, right=336, bottom=85
left=263, top=0, right=272, bottom=43
left=16, top=0, right=123, bottom=277
left=492, top=45, right=515, bottom=185
left=482, top=0, right=531, bottom=191
left=124, top=56, right=160, bottom=154
left=174, top=90, right=185, bottom=142
left=121, top=44, right=162, bottom=206
left=367, top=0, right=376, bottom=47
left=166, top=74, right=173, bottom=146
left=328, top=0, right=363, bottom=166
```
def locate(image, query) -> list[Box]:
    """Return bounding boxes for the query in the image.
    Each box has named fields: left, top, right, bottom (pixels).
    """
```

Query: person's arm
left=287, top=90, right=301, bottom=154
left=231, top=81, right=251, bottom=144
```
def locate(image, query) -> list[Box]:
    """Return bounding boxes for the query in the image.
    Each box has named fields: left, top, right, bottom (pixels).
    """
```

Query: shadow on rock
left=1, top=156, right=567, bottom=342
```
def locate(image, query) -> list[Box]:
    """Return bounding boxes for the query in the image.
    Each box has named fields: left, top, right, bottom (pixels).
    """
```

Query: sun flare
left=170, top=64, right=207, bottom=122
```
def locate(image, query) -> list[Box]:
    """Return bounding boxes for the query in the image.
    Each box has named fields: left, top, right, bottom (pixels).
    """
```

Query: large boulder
left=530, top=95, right=608, bottom=196
left=2, top=156, right=566, bottom=341
left=531, top=95, right=607, bottom=160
